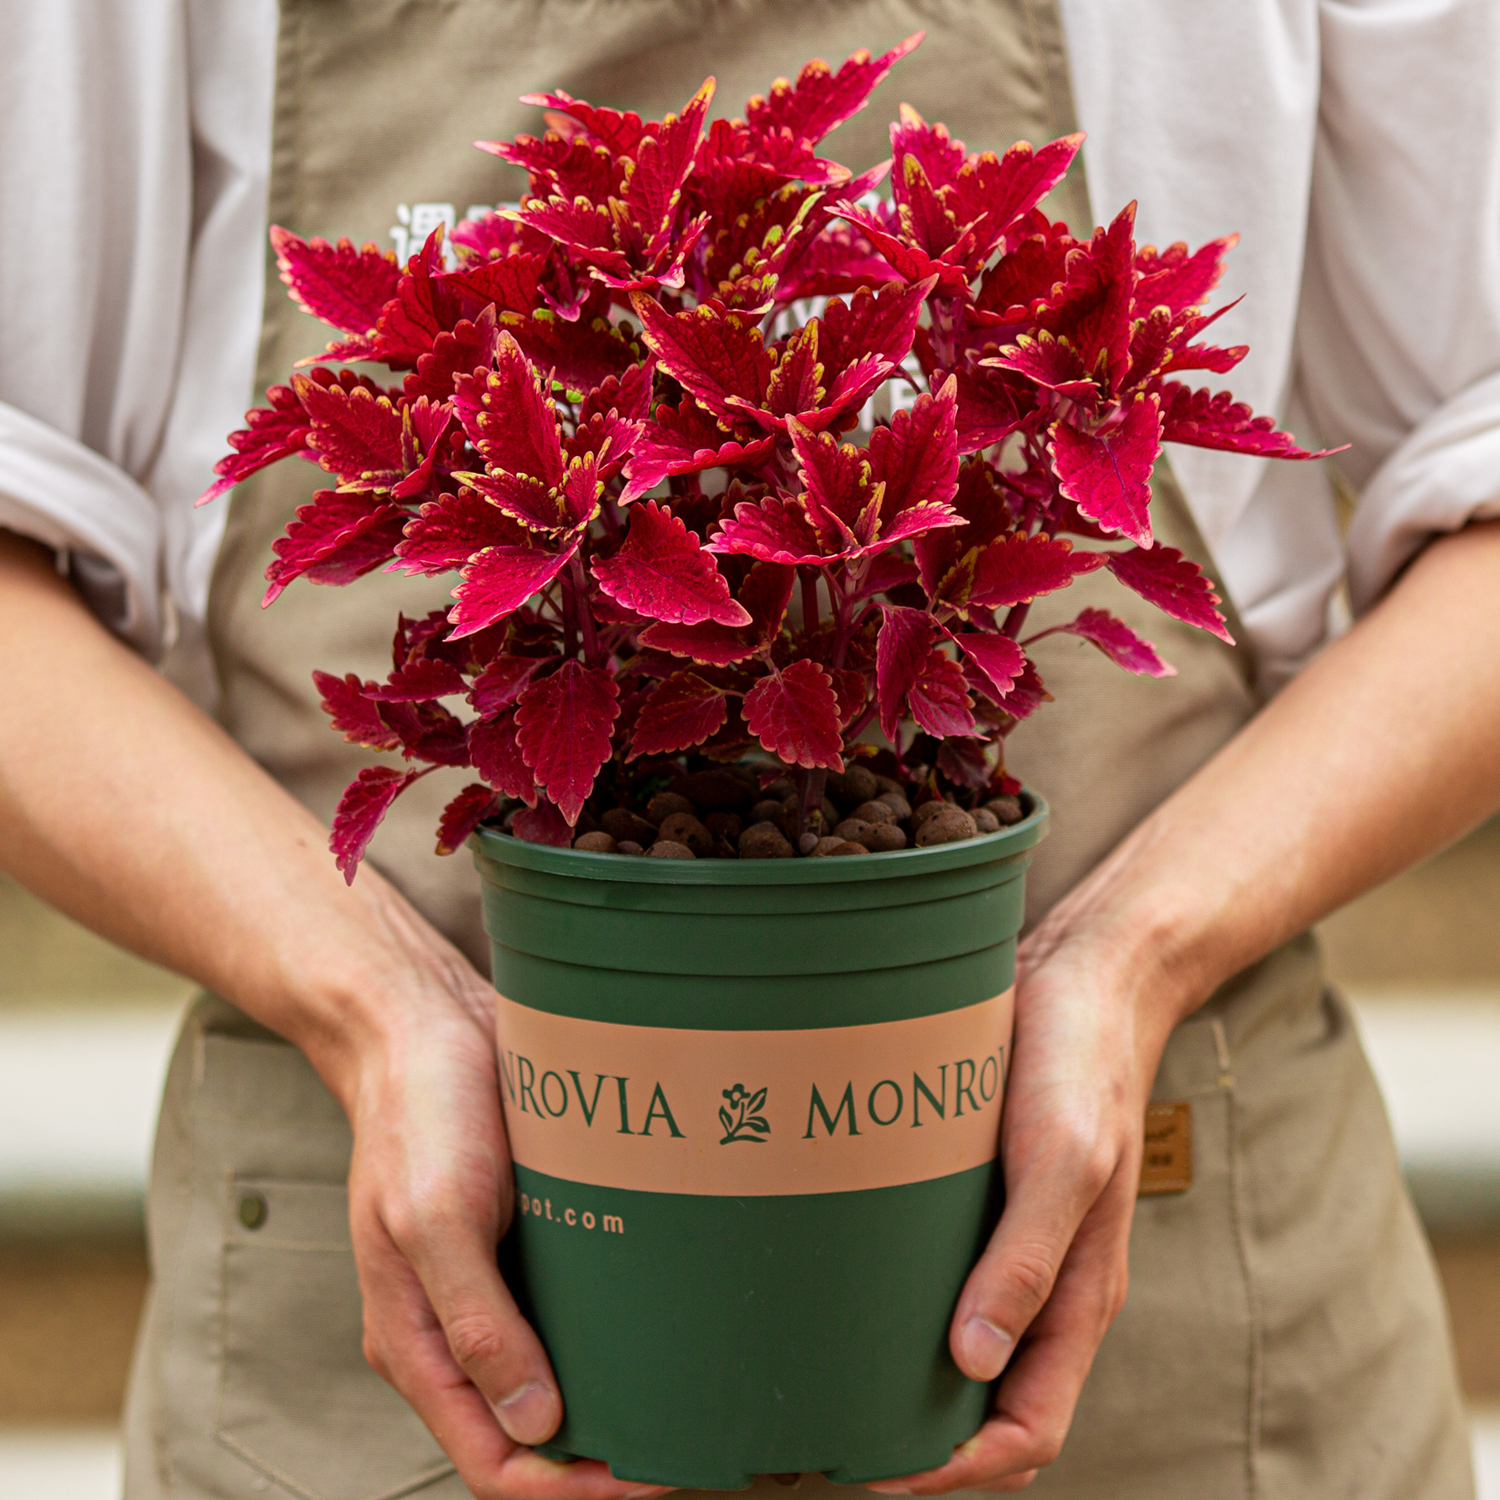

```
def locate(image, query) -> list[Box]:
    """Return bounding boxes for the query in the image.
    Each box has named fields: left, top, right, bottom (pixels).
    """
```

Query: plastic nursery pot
left=473, top=793, right=1047, bottom=1490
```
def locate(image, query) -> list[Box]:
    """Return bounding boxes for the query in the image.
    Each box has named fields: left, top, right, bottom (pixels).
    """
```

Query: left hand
left=867, top=900, right=1183, bottom=1494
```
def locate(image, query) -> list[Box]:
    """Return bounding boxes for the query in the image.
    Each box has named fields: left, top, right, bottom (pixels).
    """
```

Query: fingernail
left=865, top=1485, right=912, bottom=1495
left=625, top=1488, right=666, bottom=1498
left=495, top=1379, right=558, bottom=1444
left=960, top=1315, right=1014, bottom=1380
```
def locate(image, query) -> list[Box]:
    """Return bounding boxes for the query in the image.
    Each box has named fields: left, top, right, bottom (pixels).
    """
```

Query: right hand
left=336, top=886, right=670, bottom=1500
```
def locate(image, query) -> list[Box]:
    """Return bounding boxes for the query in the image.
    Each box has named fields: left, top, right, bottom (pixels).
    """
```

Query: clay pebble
left=798, top=832, right=821, bottom=856
left=810, top=836, right=845, bottom=857
left=658, top=811, right=714, bottom=856
left=827, top=841, right=869, bottom=856
left=849, top=799, right=896, bottom=826
left=915, top=806, right=978, bottom=846
left=738, top=821, right=794, bottom=859
left=704, top=810, right=743, bottom=843
left=825, top=766, right=879, bottom=810
left=648, top=840, right=695, bottom=858
left=833, top=818, right=877, bottom=845
left=751, top=798, right=786, bottom=825
left=601, top=808, right=657, bottom=846
left=972, top=808, right=1001, bottom=834
left=573, top=830, right=617, bottom=853
left=877, top=791, right=912, bottom=821
left=983, top=795, right=1025, bottom=826
left=616, top=840, right=644, bottom=856
left=911, top=800, right=947, bottom=830
left=864, top=824, right=907, bottom=852
left=646, top=791, right=695, bottom=825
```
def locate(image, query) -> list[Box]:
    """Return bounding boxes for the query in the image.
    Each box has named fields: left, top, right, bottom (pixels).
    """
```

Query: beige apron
left=125, top=3, right=1473, bottom=1496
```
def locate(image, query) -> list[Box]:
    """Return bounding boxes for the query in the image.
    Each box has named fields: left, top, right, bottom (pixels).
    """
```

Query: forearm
left=1033, top=517, right=1500, bottom=1021
left=0, top=531, right=477, bottom=1105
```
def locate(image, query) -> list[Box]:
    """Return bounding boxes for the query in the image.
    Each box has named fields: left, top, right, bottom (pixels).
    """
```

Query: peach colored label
left=495, top=991, right=1013, bottom=1197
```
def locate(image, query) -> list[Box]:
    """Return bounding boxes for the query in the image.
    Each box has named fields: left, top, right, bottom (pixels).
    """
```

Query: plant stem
left=570, top=552, right=599, bottom=666
left=800, top=569, right=820, bottom=636
left=559, top=574, right=577, bottom=660
left=1001, top=601, right=1031, bottom=640
left=799, top=766, right=828, bottom=840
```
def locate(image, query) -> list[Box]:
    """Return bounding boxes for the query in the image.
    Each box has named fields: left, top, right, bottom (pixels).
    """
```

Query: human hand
left=867, top=902, right=1183, bottom=1494
left=336, top=891, right=671, bottom=1500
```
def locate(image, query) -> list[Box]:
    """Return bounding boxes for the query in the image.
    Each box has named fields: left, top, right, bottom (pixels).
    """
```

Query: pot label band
left=495, top=990, right=1013, bottom=1197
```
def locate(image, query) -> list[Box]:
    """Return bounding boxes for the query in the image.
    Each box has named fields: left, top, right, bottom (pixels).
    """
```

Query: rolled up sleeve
left=1299, top=0, right=1500, bottom=614
left=0, top=404, right=165, bottom=651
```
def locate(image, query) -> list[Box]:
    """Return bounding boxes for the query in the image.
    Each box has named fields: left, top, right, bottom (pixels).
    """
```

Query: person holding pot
left=1, top=2, right=1498, bottom=1497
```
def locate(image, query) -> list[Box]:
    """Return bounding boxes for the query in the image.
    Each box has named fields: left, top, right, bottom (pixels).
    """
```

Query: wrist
left=244, top=872, right=494, bottom=1118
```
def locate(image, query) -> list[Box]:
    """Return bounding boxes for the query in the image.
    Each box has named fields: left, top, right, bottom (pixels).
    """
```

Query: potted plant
left=203, top=36, right=1327, bottom=1488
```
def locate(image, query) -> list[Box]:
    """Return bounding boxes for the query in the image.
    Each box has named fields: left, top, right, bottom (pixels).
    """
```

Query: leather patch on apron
left=1139, top=1101, right=1193, bottom=1195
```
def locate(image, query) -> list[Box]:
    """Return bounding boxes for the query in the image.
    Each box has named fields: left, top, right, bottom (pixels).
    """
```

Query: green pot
left=474, top=795, right=1046, bottom=1490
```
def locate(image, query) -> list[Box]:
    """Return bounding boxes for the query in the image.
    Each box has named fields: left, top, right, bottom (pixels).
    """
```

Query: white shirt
left=1, top=0, right=1498, bottom=692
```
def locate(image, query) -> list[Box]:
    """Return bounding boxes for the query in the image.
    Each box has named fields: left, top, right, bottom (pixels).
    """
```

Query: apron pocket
left=215, top=1176, right=455, bottom=1500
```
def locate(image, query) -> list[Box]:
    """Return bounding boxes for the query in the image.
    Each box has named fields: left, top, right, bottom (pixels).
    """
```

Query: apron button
left=237, top=1191, right=268, bottom=1230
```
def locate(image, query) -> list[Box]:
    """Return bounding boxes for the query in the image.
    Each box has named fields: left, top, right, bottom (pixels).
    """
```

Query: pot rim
left=472, top=790, right=1047, bottom=887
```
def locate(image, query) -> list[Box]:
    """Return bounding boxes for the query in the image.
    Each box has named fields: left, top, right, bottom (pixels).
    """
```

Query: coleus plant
left=203, top=35, right=1332, bottom=880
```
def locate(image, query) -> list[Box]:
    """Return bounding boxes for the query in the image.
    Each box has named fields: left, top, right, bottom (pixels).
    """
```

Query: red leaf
left=743, top=659, right=844, bottom=771
left=435, top=784, right=500, bottom=855
left=469, top=709, right=538, bottom=803
left=625, top=80, right=715, bottom=241
left=313, top=670, right=399, bottom=750
left=469, top=655, right=546, bottom=716
left=292, top=375, right=405, bottom=486
left=745, top=34, right=922, bottom=147
left=620, top=396, right=777, bottom=504
left=639, top=560, right=794, bottom=663
left=961, top=532, right=1106, bottom=610
left=710, top=494, right=829, bottom=565
left=1105, top=545, right=1233, bottom=643
left=197, top=386, right=312, bottom=506
left=366, top=658, right=468, bottom=701
left=271, top=227, right=399, bottom=335
left=330, top=766, right=421, bottom=884
left=869, top=376, right=960, bottom=523
left=1134, top=235, right=1237, bottom=317
left=1032, top=607, right=1175, bottom=677
left=908, top=649, right=976, bottom=737
left=818, top=279, right=930, bottom=375
left=1157, top=381, right=1341, bottom=460
left=498, top=306, right=642, bottom=401
left=627, top=672, right=728, bottom=760
left=447, top=540, right=577, bottom=639
left=1049, top=394, right=1162, bottom=547
left=875, top=605, right=934, bottom=741
left=264, top=491, right=405, bottom=604
left=952, top=632, right=1026, bottom=700
left=392, top=489, right=527, bottom=577
left=513, top=661, right=620, bottom=824
left=512, top=799, right=574, bottom=847
left=631, top=296, right=771, bottom=425
left=401, top=311, right=501, bottom=404
left=991, top=655, right=1050, bottom=721
left=792, top=423, right=882, bottom=551
left=451, top=335, right=564, bottom=483
left=592, top=501, right=750, bottom=627
left=375, top=699, right=470, bottom=766
left=828, top=666, right=866, bottom=728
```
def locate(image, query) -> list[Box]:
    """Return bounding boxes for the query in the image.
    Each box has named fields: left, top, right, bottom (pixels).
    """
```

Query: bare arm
left=0, top=529, right=658, bottom=1500
left=879, top=517, right=1500, bottom=1493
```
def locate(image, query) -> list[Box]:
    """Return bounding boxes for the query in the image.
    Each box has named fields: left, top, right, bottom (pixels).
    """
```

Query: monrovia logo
left=494, top=992, right=1014, bottom=1196
left=499, top=1049, right=1007, bottom=1143
left=499, top=1052, right=683, bottom=1137
left=719, top=1084, right=770, bottom=1144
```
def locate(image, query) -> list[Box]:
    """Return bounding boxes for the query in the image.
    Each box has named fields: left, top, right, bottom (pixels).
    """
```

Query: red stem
left=569, top=552, right=600, bottom=666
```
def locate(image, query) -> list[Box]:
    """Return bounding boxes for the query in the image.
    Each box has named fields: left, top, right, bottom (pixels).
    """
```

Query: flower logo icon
left=718, top=1084, right=770, bottom=1144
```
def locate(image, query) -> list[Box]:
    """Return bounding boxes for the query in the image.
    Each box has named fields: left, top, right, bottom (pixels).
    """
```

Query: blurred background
left=2, top=821, right=1498, bottom=1497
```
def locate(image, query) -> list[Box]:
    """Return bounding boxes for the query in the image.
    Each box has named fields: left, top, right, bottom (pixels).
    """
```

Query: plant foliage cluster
left=204, top=35, right=1327, bottom=878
